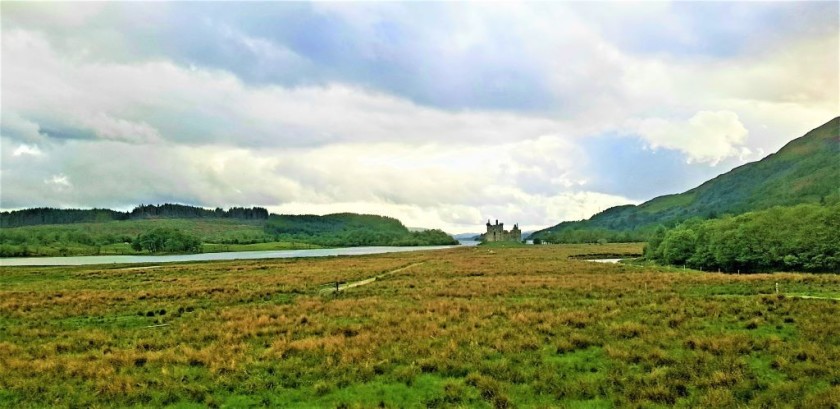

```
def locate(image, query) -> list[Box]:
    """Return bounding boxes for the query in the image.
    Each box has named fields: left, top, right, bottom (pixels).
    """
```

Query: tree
left=644, top=225, right=667, bottom=260
left=132, top=228, right=201, bottom=253
left=659, top=227, right=696, bottom=265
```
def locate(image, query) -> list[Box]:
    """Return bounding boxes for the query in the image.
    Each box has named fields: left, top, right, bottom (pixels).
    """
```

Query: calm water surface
left=0, top=240, right=480, bottom=267
left=586, top=258, right=623, bottom=264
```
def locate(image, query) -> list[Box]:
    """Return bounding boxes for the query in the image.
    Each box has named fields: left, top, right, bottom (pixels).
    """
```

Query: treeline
left=1, top=204, right=268, bottom=228
left=645, top=204, right=840, bottom=273
left=265, top=213, right=406, bottom=236
left=538, top=224, right=649, bottom=244
left=265, top=213, right=458, bottom=247
left=0, top=208, right=127, bottom=228
left=129, top=204, right=268, bottom=220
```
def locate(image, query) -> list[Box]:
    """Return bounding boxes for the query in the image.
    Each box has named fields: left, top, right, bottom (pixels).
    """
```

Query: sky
left=1, top=2, right=837, bottom=233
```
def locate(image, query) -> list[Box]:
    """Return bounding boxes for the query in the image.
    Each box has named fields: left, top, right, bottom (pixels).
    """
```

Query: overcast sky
left=1, top=2, right=837, bottom=233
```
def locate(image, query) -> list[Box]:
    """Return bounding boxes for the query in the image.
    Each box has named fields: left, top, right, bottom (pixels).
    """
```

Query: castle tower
left=481, top=219, right=520, bottom=242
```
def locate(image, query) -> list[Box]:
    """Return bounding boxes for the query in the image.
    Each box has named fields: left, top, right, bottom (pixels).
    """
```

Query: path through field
left=791, top=294, right=840, bottom=301
left=319, top=261, right=427, bottom=294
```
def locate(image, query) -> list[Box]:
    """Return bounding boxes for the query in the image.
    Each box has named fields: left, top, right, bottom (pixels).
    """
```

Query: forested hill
left=0, top=208, right=457, bottom=256
left=0, top=204, right=268, bottom=228
left=533, top=116, right=840, bottom=242
left=265, top=213, right=458, bottom=246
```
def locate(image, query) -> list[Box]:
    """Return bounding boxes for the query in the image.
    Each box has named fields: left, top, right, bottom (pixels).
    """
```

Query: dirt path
left=789, top=294, right=840, bottom=301
left=117, top=265, right=163, bottom=271
left=319, top=261, right=427, bottom=294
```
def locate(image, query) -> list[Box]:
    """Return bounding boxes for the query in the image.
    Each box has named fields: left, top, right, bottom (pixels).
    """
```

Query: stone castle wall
left=481, top=220, right=522, bottom=242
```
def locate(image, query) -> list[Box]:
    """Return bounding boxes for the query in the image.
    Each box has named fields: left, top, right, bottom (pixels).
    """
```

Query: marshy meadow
left=1, top=244, right=838, bottom=408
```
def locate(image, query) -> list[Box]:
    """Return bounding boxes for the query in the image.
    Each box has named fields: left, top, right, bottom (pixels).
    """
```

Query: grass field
left=1, top=244, right=838, bottom=408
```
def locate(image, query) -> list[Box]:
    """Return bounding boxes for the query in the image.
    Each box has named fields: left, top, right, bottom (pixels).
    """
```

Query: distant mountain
left=533, top=116, right=840, bottom=241
left=453, top=232, right=482, bottom=240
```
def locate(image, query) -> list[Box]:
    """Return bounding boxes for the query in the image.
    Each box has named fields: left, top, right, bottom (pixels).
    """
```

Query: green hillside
left=265, top=213, right=458, bottom=247
left=533, top=117, right=840, bottom=242
left=0, top=211, right=457, bottom=257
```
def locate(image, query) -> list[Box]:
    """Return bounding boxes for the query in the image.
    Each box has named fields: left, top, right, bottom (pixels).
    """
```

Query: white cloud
left=79, top=113, right=162, bottom=143
left=0, top=133, right=627, bottom=232
left=266, top=191, right=634, bottom=234
left=2, top=29, right=571, bottom=149
left=634, top=111, right=750, bottom=165
left=2, top=2, right=108, bottom=28
left=45, top=174, right=71, bottom=191
left=12, top=144, right=43, bottom=157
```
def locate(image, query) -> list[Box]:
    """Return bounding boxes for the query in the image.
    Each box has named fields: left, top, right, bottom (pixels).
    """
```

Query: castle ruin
left=480, top=219, right=522, bottom=242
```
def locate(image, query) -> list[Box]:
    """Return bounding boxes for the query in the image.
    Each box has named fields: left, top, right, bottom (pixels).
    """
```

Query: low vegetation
left=1, top=244, right=837, bottom=407
left=646, top=203, right=840, bottom=273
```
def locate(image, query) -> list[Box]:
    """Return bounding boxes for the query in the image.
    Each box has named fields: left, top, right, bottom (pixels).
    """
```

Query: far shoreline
left=0, top=241, right=477, bottom=267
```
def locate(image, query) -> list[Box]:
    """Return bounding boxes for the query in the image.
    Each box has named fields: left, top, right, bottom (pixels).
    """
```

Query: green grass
left=1, top=244, right=838, bottom=407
